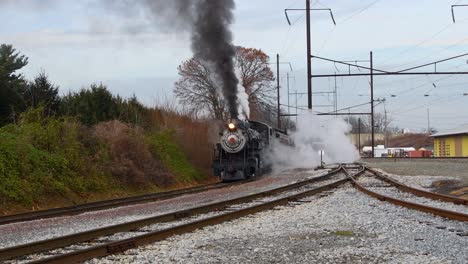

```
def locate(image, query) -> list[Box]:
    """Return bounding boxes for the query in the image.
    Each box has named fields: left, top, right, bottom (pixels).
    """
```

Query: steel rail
left=0, top=181, right=250, bottom=226
left=365, top=167, right=468, bottom=205
left=27, top=166, right=365, bottom=264
left=0, top=166, right=346, bottom=262
left=345, top=168, right=468, bottom=222
left=361, top=157, right=468, bottom=160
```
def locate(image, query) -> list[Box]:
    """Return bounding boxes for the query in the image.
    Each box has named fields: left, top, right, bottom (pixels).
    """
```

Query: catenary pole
left=370, top=51, right=375, bottom=158
left=306, top=0, right=312, bottom=110
left=277, top=54, right=281, bottom=129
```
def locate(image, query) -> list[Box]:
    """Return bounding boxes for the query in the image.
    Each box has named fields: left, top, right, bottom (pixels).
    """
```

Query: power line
left=385, top=35, right=468, bottom=71
left=339, top=0, right=382, bottom=24
left=316, top=1, right=383, bottom=56
left=381, top=23, right=453, bottom=70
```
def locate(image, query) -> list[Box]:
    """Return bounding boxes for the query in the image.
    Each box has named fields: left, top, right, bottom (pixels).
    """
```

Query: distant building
left=431, top=125, right=468, bottom=157
left=348, top=133, right=384, bottom=148
left=362, top=145, right=415, bottom=157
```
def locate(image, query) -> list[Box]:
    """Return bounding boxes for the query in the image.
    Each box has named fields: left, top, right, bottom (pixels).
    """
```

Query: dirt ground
left=361, top=158, right=468, bottom=199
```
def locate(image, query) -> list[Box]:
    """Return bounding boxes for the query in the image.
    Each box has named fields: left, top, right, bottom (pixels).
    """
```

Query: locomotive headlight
left=228, top=123, right=236, bottom=130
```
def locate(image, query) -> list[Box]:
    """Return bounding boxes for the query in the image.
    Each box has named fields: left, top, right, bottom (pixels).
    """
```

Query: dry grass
left=146, top=106, right=214, bottom=176
left=94, top=120, right=174, bottom=187
left=371, top=133, right=433, bottom=149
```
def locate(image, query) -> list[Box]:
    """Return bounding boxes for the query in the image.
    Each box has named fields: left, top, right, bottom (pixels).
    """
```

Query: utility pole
left=277, top=53, right=281, bottom=129
left=285, top=3, right=335, bottom=110
left=370, top=51, right=375, bottom=158
left=306, top=0, right=312, bottom=110
left=295, top=89, right=298, bottom=124
left=334, top=74, right=338, bottom=116
left=348, top=108, right=351, bottom=126
left=427, top=108, right=430, bottom=134
left=384, top=103, right=388, bottom=147
left=287, top=72, right=290, bottom=129
left=358, top=117, right=361, bottom=154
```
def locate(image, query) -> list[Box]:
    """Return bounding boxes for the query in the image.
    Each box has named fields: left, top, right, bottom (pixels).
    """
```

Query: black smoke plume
left=191, top=0, right=239, bottom=118
left=103, top=0, right=240, bottom=118
left=4, top=0, right=241, bottom=118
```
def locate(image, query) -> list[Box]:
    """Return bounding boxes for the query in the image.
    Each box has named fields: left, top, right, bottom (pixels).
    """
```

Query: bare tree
left=347, top=114, right=398, bottom=134
left=174, top=59, right=226, bottom=119
left=174, top=46, right=275, bottom=122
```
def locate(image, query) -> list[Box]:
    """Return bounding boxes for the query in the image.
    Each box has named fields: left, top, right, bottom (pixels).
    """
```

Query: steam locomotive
left=212, top=119, right=290, bottom=181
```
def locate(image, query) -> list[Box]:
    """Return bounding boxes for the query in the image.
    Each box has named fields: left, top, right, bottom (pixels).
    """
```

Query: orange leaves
left=174, top=46, right=276, bottom=121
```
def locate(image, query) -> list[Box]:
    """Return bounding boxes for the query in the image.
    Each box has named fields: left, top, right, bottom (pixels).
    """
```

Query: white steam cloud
left=269, top=113, right=359, bottom=170
left=235, top=67, right=250, bottom=120
left=237, top=86, right=250, bottom=120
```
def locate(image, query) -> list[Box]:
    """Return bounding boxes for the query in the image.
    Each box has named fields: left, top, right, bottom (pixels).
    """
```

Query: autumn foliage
left=174, top=46, right=276, bottom=123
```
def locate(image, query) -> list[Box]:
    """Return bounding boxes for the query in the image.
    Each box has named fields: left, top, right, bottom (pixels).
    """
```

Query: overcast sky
left=1, top=0, right=468, bottom=132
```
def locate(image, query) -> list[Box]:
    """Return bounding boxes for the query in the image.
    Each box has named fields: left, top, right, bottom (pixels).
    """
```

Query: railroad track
left=0, top=180, right=251, bottom=226
left=345, top=167, right=468, bottom=222
left=3, top=164, right=465, bottom=263
left=0, top=165, right=353, bottom=264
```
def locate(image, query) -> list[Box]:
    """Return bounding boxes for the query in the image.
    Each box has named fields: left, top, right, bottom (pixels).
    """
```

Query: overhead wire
left=381, top=23, right=454, bottom=70
left=385, top=34, right=468, bottom=72
left=338, top=0, right=382, bottom=24
left=316, top=0, right=382, bottom=56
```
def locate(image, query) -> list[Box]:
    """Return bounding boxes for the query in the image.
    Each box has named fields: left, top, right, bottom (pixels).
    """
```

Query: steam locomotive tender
left=212, top=119, right=289, bottom=181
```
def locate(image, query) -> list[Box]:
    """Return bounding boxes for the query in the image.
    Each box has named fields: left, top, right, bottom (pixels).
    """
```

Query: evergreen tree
left=119, top=94, right=146, bottom=125
left=0, top=44, right=28, bottom=126
left=60, top=83, right=120, bottom=126
left=21, top=71, right=60, bottom=115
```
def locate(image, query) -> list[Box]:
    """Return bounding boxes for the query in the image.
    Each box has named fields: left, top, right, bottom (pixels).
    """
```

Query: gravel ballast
left=0, top=168, right=328, bottom=248
left=362, top=159, right=468, bottom=181
left=88, top=185, right=468, bottom=264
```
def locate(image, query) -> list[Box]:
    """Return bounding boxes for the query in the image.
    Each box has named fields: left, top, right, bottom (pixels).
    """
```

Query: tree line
left=1, top=44, right=281, bottom=129
left=0, top=44, right=148, bottom=128
left=346, top=115, right=401, bottom=134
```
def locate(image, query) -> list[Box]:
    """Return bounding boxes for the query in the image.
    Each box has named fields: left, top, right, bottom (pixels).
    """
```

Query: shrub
left=93, top=120, right=174, bottom=187
left=147, top=129, right=204, bottom=183
left=0, top=108, right=110, bottom=205
left=146, top=107, right=213, bottom=176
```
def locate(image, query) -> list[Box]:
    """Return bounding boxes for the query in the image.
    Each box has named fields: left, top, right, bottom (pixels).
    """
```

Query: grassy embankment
left=0, top=108, right=213, bottom=214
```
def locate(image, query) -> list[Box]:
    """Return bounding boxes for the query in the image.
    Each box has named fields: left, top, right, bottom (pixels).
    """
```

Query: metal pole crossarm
left=452, top=4, right=468, bottom=23
left=283, top=62, right=294, bottom=72
left=342, top=60, right=370, bottom=63
left=284, top=8, right=336, bottom=25
left=317, top=112, right=372, bottom=116
left=397, top=52, right=468, bottom=73
left=334, top=102, right=372, bottom=113
left=280, top=104, right=308, bottom=111
left=311, top=71, right=468, bottom=78
left=309, top=105, right=334, bottom=107
left=266, top=62, right=293, bottom=72
left=311, top=55, right=390, bottom=73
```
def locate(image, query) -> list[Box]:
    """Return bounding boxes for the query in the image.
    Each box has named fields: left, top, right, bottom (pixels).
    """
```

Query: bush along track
left=0, top=108, right=207, bottom=213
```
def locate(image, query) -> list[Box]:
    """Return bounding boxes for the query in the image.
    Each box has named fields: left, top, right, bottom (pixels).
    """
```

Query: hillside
left=0, top=107, right=214, bottom=215
left=386, top=133, right=433, bottom=149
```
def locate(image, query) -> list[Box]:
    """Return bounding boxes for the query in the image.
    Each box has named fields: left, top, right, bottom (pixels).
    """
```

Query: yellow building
left=432, top=125, right=468, bottom=157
